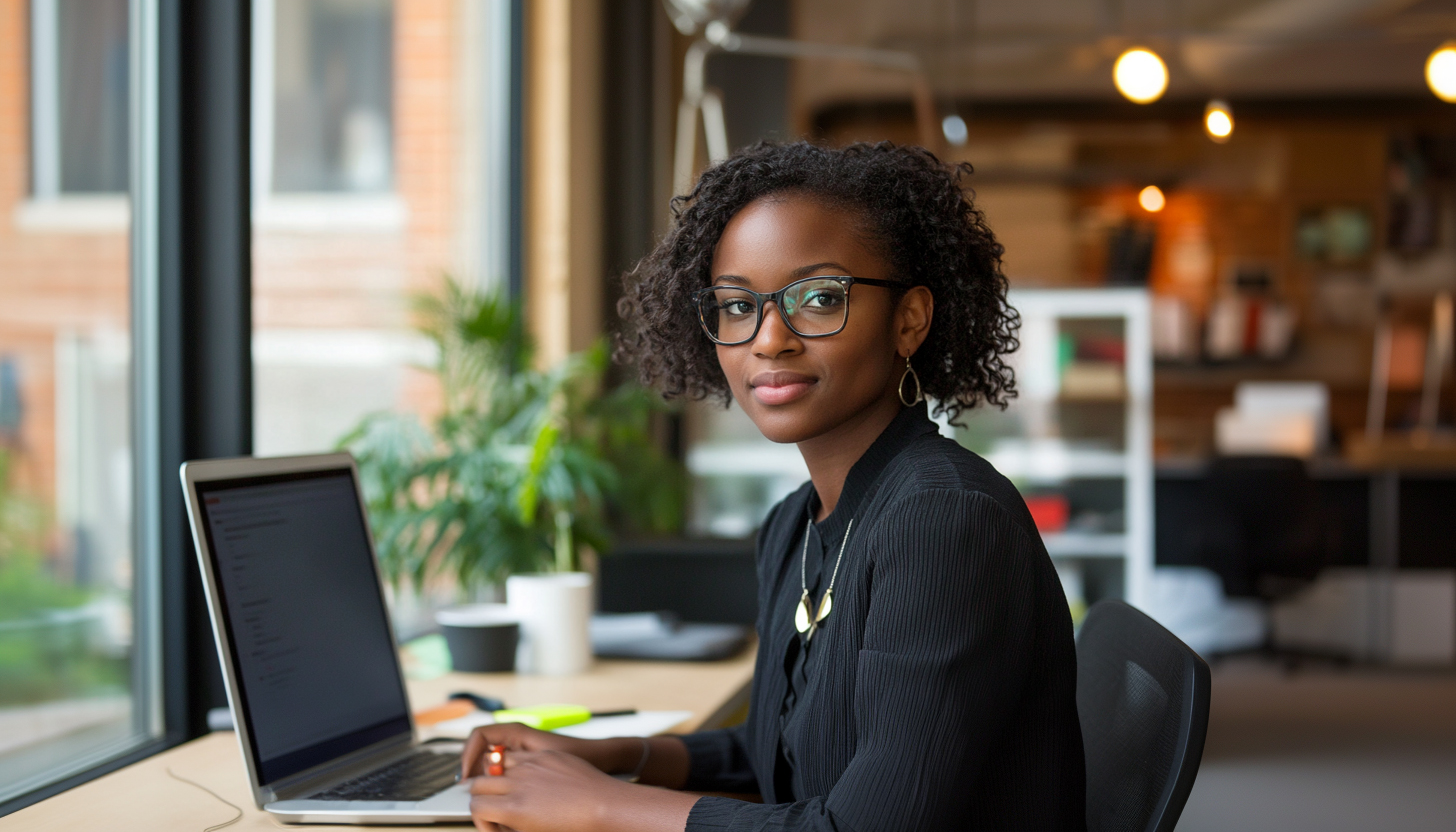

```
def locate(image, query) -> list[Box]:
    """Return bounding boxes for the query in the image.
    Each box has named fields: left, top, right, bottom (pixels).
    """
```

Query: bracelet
left=627, top=737, right=651, bottom=783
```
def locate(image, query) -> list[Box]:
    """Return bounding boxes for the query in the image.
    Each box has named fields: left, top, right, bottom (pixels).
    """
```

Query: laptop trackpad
left=415, top=781, right=472, bottom=814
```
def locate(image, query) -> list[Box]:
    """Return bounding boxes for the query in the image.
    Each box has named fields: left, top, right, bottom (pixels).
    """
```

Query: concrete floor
left=1176, top=658, right=1456, bottom=832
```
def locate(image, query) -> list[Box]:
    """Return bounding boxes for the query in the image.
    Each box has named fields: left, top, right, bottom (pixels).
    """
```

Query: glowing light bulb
left=1427, top=43, right=1456, bottom=102
left=1203, top=99, right=1233, bottom=143
left=1139, top=185, right=1166, bottom=213
left=1114, top=48, right=1168, bottom=104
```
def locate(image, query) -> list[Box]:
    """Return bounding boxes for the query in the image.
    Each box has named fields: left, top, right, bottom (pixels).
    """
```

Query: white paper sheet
left=426, top=709, right=694, bottom=740
left=554, top=711, right=694, bottom=739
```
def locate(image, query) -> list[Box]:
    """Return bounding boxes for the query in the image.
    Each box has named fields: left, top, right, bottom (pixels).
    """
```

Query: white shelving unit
left=958, top=288, right=1153, bottom=611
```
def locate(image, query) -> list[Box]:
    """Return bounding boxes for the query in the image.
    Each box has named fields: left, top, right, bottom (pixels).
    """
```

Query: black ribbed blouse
left=679, top=403, right=1086, bottom=831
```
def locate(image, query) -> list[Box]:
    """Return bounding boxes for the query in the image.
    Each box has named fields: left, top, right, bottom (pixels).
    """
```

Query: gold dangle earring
left=898, top=354, right=923, bottom=406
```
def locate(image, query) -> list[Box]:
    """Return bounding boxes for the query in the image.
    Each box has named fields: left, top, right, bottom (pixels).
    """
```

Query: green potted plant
left=342, top=278, right=681, bottom=674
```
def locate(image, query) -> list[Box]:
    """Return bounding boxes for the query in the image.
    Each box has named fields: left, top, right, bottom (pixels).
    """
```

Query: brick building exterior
left=1, top=0, right=491, bottom=574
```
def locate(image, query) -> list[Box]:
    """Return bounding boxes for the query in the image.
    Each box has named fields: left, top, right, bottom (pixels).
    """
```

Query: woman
left=462, top=142, right=1086, bottom=832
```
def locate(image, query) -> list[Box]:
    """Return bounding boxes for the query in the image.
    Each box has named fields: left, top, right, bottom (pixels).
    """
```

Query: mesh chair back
left=1077, top=600, right=1211, bottom=832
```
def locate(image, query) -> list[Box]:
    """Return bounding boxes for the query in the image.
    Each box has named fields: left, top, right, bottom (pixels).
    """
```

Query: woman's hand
left=467, top=748, right=698, bottom=832
left=461, top=723, right=624, bottom=778
left=467, top=748, right=620, bottom=832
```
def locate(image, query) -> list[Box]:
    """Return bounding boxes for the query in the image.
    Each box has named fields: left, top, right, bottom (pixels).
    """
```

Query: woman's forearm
left=595, top=783, right=699, bottom=832
left=595, top=735, right=692, bottom=789
left=640, top=736, right=692, bottom=789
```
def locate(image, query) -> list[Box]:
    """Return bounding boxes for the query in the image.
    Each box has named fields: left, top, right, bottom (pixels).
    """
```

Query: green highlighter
left=491, top=703, right=592, bottom=731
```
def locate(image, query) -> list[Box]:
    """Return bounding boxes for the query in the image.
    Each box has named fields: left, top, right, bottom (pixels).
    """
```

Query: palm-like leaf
left=342, top=277, right=682, bottom=591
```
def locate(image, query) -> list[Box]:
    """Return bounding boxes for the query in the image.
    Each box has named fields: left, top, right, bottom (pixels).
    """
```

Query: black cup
left=441, top=622, right=519, bottom=673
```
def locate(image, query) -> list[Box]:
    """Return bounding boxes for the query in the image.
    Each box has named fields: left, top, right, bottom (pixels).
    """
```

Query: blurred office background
left=3, top=0, right=1456, bottom=827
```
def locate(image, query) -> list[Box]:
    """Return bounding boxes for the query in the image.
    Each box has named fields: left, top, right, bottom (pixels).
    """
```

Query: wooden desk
left=4, top=650, right=755, bottom=831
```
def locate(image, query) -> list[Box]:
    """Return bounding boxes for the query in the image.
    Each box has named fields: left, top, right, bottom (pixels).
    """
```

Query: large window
left=1, top=0, right=159, bottom=805
left=1, top=0, right=520, bottom=804
left=251, top=0, right=517, bottom=633
left=252, top=0, right=515, bottom=455
left=4, top=0, right=461, bottom=812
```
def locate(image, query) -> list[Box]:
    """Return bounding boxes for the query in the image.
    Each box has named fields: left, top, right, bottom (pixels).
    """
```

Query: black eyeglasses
left=693, top=275, right=901, bottom=346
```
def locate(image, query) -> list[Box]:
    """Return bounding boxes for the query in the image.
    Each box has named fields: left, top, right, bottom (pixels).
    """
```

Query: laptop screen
left=194, top=467, right=412, bottom=785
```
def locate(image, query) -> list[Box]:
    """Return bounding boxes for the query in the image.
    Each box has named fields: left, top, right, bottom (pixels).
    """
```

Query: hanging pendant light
left=1139, top=185, right=1166, bottom=213
left=1204, top=100, right=1234, bottom=143
left=1114, top=48, right=1168, bottom=104
left=1427, top=42, right=1456, bottom=102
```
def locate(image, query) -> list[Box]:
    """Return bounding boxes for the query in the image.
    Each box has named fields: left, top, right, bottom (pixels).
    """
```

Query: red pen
left=487, top=744, right=506, bottom=777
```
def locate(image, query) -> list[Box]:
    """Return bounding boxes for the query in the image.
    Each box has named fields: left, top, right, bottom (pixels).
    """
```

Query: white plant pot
left=506, top=572, right=594, bottom=676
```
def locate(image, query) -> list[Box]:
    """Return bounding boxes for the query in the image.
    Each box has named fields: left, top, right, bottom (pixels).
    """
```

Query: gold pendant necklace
left=794, top=518, right=854, bottom=642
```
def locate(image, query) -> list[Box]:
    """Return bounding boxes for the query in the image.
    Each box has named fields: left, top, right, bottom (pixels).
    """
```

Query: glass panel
left=252, top=0, right=514, bottom=636
left=57, top=0, right=130, bottom=193
left=272, top=0, right=393, bottom=193
left=1, top=0, right=153, bottom=803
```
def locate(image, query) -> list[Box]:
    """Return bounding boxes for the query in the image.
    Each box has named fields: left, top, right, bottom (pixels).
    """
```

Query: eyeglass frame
left=692, top=275, right=904, bottom=346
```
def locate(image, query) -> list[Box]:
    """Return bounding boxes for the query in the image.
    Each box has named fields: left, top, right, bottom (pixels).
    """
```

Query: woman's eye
left=803, top=290, right=845, bottom=310
left=722, top=299, right=755, bottom=316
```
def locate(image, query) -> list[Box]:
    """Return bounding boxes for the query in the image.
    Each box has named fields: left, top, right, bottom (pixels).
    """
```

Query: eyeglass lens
left=699, top=279, right=850, bottom=343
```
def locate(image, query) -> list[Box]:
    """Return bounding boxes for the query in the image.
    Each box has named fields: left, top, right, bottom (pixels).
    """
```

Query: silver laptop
left=180, top=452, right=471, bottom=824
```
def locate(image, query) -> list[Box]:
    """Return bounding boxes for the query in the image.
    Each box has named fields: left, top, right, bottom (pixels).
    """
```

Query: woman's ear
left=895, top=285, right=934, bottom=359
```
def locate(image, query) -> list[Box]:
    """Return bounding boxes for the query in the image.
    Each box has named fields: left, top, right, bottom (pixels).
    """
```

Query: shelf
left=1060, top=362, right=1126, bottom=400
left=1041, top=532, right=1128, bottom=557
left=999, top=288, right=1149, bottom=605
left=982, top=443, right=1128, bottom=481
left=689, top=442, right=1130, bottom=482
left=686, top=443, right=809, bottom=479
left=1153, top=332, right=1372, bottom=391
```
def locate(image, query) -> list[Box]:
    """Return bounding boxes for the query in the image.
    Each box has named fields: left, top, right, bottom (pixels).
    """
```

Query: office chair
left=1203, top=455, right=1326, bottom=599
left=1077, top=600, right=1211, bottom=832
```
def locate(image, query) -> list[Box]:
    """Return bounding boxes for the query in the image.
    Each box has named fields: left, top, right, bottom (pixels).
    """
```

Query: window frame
left=28, top=0, right=64, bottom=198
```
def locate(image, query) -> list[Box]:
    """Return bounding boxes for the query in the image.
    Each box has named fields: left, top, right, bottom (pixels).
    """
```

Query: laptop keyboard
left=309, top=751, right=460, bottom=803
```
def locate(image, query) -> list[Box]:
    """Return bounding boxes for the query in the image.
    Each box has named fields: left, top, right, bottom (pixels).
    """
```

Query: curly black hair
left=614, top=141, right=1019, bottom=425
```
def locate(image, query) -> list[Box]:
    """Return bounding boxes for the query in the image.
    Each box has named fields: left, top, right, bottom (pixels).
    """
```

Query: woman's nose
left=752, top=301, right=802, bottom=358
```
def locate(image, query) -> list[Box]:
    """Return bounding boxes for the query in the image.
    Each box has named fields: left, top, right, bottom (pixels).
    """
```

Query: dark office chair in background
left=1077, top=600, right=1211, bottom=832
left=1203, top=455, right=1326, bottom=599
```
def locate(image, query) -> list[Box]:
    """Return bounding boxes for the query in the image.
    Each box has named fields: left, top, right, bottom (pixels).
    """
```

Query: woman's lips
left=749, top=371, right=816, bottom=406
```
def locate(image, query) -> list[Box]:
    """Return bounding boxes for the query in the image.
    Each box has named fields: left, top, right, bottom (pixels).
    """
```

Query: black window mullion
left=157, top=0, right=252, bottom=742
